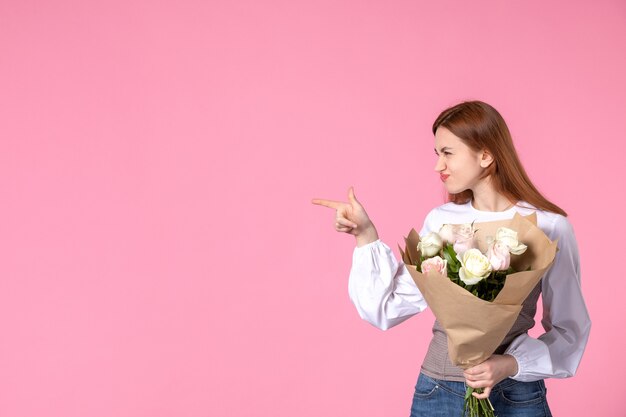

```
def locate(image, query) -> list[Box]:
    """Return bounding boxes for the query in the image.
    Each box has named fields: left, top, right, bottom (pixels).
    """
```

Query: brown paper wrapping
left=399, top=212, right=558, bottom=369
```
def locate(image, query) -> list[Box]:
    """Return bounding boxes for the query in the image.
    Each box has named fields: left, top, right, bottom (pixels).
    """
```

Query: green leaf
left=464, top=386, right=472, bottom=401
left=442, top=250, right=454, bottom=264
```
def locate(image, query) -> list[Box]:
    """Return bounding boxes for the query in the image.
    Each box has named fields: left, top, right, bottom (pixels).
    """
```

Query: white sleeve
left=505, top=215, right=592, bottom=382
left=347, top=210, right=436, bottom=331
left=348, top=240, right=428, bottom=330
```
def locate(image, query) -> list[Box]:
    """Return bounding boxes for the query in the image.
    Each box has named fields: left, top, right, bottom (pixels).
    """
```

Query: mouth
left=440, top=174, right=450, bottom=181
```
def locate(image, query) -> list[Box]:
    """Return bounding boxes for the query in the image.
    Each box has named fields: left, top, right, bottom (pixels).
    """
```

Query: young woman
left=312, top=101, right=591, bottom=417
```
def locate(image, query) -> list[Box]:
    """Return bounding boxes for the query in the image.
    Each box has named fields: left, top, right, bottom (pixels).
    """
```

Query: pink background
left=1, top=1, right=625, bottom=416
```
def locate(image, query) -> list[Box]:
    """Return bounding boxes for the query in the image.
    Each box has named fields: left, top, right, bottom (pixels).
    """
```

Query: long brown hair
left=432, top=100, right=567, bottom=217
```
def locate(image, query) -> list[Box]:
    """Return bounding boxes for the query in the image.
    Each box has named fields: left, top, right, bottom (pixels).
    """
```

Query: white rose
left=495, top=227, right=528, bottom=255
left=438, top=224, right=456, bottom=244
left=420, top=256, right=448, bottom=275
left=457, top=248, right=492, bottom=285
left=418, top=232, right=443, bottom=258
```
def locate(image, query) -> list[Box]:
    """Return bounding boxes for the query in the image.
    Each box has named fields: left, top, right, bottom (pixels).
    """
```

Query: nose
left=434, top=154, right=446, bottom=173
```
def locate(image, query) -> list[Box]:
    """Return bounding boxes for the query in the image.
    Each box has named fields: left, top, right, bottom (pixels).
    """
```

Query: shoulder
left=532, top=209, right=575, bottom=240
left=549, top=214, right=577, bottom=244
left=536, top=212, right=581, bottom=275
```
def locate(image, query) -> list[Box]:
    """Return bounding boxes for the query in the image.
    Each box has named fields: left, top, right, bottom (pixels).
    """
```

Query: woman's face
left=433, top=127, right=490, bottom=194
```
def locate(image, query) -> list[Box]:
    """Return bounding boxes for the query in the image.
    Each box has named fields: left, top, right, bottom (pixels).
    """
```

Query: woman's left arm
left=503, top=214, right=592, bottom=382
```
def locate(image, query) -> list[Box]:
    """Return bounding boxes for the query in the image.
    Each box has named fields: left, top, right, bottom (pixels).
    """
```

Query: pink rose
left=453, top=237, right=476, bottom=257
left=455, top=223, right=475, bottom=240
left=421, top=256, right=447, bottom=275
left=486, top=240, right=511, bottom=271
left=439, top=222, right=477, bottom=256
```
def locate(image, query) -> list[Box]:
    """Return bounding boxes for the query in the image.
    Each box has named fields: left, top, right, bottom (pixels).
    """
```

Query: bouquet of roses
left=399, top=212, right=558, bottom=417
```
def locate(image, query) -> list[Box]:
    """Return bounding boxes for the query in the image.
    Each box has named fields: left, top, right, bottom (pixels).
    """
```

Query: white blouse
left=347, top=200, right=591, bottom=382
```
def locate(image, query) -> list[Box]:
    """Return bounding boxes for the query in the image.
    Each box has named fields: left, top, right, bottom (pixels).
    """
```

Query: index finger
left=311, top=198, right=342, bottom=209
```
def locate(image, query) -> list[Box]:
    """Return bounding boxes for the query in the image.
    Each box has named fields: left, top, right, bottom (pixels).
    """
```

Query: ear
left=479, top=150, right=494, bottom=168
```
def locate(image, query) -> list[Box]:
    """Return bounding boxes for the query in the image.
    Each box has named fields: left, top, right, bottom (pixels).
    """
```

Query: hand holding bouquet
left=399, top=213, right=558, bottom=417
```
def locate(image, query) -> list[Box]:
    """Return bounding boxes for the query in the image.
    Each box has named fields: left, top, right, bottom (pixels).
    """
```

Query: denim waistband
left=419, top=372, right=545, bottom=396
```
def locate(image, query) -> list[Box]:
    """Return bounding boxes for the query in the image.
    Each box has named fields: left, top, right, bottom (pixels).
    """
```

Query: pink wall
left=1, top=1, right=624, bottom=416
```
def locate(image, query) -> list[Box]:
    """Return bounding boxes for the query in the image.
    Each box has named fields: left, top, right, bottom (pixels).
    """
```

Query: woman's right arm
left=348, top=239, right=427, bottom=330
left=312, top=187, right=430, bottom=330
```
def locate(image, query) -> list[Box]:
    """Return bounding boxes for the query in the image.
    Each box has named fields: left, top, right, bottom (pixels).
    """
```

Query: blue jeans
left=410, top=372, right=552, bottom=417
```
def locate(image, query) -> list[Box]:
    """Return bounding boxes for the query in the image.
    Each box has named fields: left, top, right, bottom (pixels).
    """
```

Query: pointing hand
left=312, top=187, right=379, bottom=246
